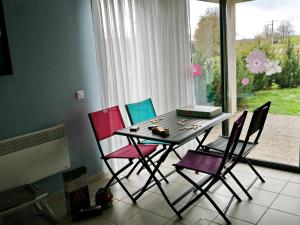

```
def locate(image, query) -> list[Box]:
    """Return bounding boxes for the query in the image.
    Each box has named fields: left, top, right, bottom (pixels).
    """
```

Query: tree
left=276, top=38, right=300, bottom=88
left=193, top=8, right=220, bottom=57
left=277, top=20, right=294, bottom=39
left=262, top=24, right=272, bottom=38
left=260, top=24, right=280, bottom=44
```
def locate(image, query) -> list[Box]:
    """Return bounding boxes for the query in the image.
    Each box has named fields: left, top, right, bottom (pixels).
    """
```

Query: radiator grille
left=0, top=125, right=66, bottom=157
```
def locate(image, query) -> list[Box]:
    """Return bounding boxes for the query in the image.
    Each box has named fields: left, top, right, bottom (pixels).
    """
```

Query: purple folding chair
left=203, top=102, right=271, bottom=199
left=172, top=111, right=247, bottom=224
left=89, top=105, right=167, bottom=203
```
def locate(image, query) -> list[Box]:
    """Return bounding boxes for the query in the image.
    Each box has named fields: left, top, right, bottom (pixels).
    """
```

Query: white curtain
left=92, top=0, right=195, bottom=115
left=91, top=0, right=196, bottom=168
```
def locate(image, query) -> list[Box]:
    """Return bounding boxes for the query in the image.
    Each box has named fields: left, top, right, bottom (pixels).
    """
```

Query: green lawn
left=240, top=88, right=300, bottom=115
left=237, top=35, right=300, bottom=51
left=290, top=35, right=300, bottom=44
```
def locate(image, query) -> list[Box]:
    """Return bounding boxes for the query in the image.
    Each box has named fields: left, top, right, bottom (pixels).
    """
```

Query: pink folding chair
left=89, top=106, right=166, bottom=203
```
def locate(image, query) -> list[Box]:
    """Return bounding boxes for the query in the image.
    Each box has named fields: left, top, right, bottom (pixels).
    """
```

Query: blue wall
left=0, top=0, right=103, bottom=191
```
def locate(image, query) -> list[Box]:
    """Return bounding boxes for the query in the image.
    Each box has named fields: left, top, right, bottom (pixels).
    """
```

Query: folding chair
left=173, top=111, right=247, bottom=224
left=125, top=98, right=181, bottom=176
left=89, top=105, right=167, bottom=203
left=203, top=101, right=271, bottom=199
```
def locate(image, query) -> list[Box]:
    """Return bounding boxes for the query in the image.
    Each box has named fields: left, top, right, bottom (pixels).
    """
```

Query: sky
left=190, top=0, right=300, bottom=40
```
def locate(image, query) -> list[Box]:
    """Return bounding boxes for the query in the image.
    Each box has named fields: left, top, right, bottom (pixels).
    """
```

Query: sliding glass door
left=236, top=0, right=300, bottom=169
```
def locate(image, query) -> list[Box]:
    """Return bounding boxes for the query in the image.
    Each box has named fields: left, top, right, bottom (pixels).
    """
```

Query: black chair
left=173, top=111, right=248, bottom=224
left=202, top=101, right=271, bottom=199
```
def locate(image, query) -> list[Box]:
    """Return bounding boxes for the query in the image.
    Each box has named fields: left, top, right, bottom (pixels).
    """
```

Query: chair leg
left=105, top=160, right=133, bottom=187
left=172, top=149, right=182, bottom=160
left=136, top=164, right=146, bottom=175
left=147, top=157, right=169, bottom=184
left=228, top=171, right=253, bottom=200
left=155, top=180, right=182, bottom=219
left=195, top=127, right=213, bottom=151
left=203, top=192, right=231, bottom=224
left=219, top=177, right=241, bottom=202
left=176, top=171, right=231, bottom=224
left=125, top=159, right=142, bottom=178
left=245, top=158, right=265, bottom=183
left=132, top=147, right=181, bottom=219
left=105, top=175, right=116, bottom=189
left=114, top=175, right=136, bottom=203
left=176, top=170, right=215, bottom=213
left=104, top=160, right=136, bottom=203
left=136, top=146, right=167, bottom=175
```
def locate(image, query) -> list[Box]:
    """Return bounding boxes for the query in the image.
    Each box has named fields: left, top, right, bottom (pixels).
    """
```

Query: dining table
left=115, top=109, right=233, bottom=218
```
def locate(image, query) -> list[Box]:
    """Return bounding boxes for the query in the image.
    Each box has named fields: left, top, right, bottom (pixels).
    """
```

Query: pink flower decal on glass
left=193, top=64, right=202, bottom=76
left=242, top=77, right=250, bottom=86
left=246, top=49, right=267, bottom=74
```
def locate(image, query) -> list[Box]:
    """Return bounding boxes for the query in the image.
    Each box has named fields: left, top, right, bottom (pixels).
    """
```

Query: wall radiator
left=0, top=125, right=70, bottom=192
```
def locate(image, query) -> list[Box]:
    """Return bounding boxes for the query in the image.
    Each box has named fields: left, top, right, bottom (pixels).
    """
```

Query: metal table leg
left=130, top=137, right=182, bottom=218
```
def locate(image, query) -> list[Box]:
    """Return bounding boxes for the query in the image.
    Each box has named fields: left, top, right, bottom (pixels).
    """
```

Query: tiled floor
left=3, top=155, right=300, bottom=225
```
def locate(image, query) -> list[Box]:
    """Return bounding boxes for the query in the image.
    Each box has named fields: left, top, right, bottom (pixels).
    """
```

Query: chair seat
left=174, top=150, right=224, bottom=175
left=105, top=144, right=157, bottom=159
left=142, top=140, right=168, bottom=145
left=204, top=136, right=256, bottom=156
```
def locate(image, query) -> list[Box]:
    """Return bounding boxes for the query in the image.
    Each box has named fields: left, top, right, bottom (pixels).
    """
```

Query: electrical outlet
left=76, top=90, right=85, bottom=99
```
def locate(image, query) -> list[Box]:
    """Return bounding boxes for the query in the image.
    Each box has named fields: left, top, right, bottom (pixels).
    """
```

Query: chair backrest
left=88, top=105, right=125, bottom=141
left=125, top=98, right=157, bottom=125
left=246, top=101, right=271, bottom=144
left=217, top=111, right=247, bottom=173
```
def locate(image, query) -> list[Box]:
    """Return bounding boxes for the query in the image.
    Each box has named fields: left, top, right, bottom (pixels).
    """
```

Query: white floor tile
left=289, top=173, right=300, bottom=184
left=261, top=168, right=293, bottom=181
left=258, top=209, right=300, bottom=225
left=213, top=215, right=255, bottom=225
left=123, top=191, right=177, bottom=219
left=101, top=201, right=142, bottom=225
left=210, top=180, right=243, bottom=198
left=281, top=182, right=300, bottom=198
left=168, top=171, right=206, bottom=185
left=149, top=181, right=187, bottom=199
left=226, top=171, right=257, bottom=186
left=232, top=163, right=265, bottom=176
left=241, top=188, right=278, bottom=207
left=170, top=205, right=218, bottom=225
left=163, top=220, right=186, bottom=225
left=122, top=210, right=168, bottom=225
left=253, top=177, right=287, bottom=193
left=122, top=191, right=160, bottom=208
left=193, top=192, right=231, bottom=212
left=225, top=201, right=267, bottom=224
left=108, top=183, right=140, bottom=201
left=61, top=215, right=115, bottom=225
left=15, top=166, right=300, bottom=225
left=271, top=195, right=300, bottom=217
left=121, top=174, right=150, bottom=188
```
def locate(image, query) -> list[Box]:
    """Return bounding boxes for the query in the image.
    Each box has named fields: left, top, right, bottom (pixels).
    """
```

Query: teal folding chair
left=125, top=98, right=181, bottom=176
left=126, top=98, right=156, bottom=125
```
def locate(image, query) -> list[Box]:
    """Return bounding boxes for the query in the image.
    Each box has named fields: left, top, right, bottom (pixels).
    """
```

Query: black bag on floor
left=95, top=188, right=113, bottom=209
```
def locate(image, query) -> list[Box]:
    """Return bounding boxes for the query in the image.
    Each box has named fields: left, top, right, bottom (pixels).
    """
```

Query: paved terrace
left=205, top=113, right=300, bottom=167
